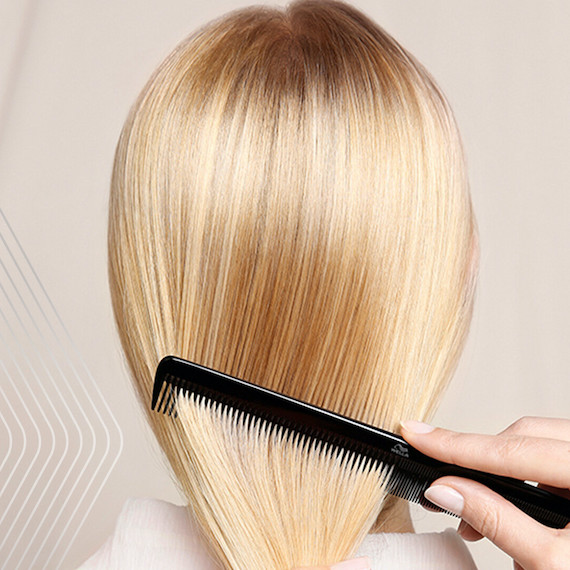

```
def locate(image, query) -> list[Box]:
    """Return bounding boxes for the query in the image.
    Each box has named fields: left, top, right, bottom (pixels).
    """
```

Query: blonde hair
left=108, top=0, right=479, bottom=568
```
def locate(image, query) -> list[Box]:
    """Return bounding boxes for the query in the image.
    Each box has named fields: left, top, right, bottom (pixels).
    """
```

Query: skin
left=401, top=416, right=570, bottom=570
left=296, top=416, right=570, bottom=570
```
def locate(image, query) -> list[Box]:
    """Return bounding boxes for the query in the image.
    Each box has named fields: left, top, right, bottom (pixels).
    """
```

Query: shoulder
left=356, top=528, right=478, bottom=570
left=78, top=498, right=220, bottom=570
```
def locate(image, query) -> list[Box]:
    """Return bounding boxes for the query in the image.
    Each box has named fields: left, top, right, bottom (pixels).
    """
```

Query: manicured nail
left=400, top=420, right=435, bottom=434
left=331, top=556, right=371, bottom=570
left=424, top=485, right=464, bottom=517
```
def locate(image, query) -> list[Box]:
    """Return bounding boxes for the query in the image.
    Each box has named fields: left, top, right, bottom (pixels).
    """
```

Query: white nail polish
left=424, top=485, right=464, bottom=517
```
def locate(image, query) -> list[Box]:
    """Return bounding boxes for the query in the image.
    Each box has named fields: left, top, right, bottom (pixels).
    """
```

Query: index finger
left=400, top=421, right=570, bottom=488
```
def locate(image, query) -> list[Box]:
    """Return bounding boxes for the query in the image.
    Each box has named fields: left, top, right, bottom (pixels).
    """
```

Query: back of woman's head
left=108, top=0, right=479, bottom=567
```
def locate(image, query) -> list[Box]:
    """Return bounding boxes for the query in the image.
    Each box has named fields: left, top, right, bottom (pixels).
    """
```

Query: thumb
left=424, top=476, right=552, bottom=570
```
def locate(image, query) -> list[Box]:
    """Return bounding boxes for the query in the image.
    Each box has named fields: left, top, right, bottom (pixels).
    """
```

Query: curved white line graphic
left=0, top=384, right=15, bottom=475
left=0, top=257, right=72, bottom=566
left=0, top=210, right=123, bottom=568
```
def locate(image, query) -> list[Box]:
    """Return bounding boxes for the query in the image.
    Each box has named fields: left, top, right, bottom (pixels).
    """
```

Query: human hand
left=400, top=417, right=570, bottom=570
left=291, top=555, right=370, bottom=570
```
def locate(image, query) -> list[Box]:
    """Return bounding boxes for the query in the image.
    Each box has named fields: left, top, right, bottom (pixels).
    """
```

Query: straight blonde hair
left=108, top=0, right=479, bottom=567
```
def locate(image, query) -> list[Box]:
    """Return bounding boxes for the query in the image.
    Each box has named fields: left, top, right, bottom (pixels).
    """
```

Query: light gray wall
left=1, top=1, right=568, bottom=568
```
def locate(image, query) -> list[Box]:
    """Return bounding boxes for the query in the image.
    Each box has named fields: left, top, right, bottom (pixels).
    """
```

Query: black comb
left=152, top=355, right=570, bottom=529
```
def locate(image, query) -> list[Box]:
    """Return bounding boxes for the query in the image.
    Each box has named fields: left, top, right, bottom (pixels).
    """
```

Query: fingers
left=400, top=420, right=570, bottom=488
left=424, top=476, right=555, bottom=570
left=457, top=519, right=483, bottom=542
left=499, top=417, right=570, bottom=442
left=402, top=418, right=570, bottom=568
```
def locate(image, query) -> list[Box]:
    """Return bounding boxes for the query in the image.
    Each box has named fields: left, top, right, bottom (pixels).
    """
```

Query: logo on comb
left=391, top=443, right=409, bottom=458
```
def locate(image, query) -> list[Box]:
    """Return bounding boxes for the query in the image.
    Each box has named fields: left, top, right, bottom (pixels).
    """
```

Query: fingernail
left=400, top=420, right=435, bottom=434
left=331, top=556, right=371, bottom=570
left=424, top=485, right=464, bottom=517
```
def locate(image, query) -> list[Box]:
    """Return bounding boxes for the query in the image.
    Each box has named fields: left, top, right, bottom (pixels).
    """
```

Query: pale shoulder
left=356, top=528, right=478, bottom=570
left=77, top=498, right=221, bottom=570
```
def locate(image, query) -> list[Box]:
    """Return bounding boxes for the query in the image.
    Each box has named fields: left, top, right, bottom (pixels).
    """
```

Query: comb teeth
left=151, top=357, right=445, bottom=508
left=153, top=362, right=389, bottom=459
left=152, top=361, right=434, bottom=508
left=151, top=355, right=570, bottom=529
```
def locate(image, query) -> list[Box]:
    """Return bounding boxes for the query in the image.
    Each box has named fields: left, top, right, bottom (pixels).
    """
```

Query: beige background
left=1, top=1, right=568, bottom=568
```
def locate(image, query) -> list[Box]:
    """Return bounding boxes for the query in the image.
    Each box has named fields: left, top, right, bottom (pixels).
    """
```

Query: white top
left=78, top=497, right=477, bottom=569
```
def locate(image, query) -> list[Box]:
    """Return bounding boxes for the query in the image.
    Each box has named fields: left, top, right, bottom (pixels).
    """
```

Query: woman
left=81, top=0, right=570, bottom=568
